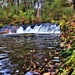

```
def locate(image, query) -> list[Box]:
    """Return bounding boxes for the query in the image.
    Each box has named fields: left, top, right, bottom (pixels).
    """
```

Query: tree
left=72, top=0, right=75, bottom=10
left=13, top=0, right=19, bottom=14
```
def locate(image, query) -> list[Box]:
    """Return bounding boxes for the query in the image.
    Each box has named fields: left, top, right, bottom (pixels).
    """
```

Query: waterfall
left=9, top=23, right=60, bottom=34
left=0, top=23, right=60, bottom=35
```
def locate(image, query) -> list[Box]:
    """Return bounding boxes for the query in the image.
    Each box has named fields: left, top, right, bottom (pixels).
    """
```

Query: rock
left=52, top=59, right=60, bottom=63
left=25, top=71, right=33, bottom=75
left=54, top=57, right=59, bottom=60
left=51, top=72, right=56, bottom=75
left=0, top=54, right=8, bottom=59
left=3, top=29, right=9, bottom=34
left=71, top=20, right=75, bottom=27
left=0, top=28, right=9, bottom=34
left=43, top=72, right=50, bottom=75
left=16, top=70, right=19, bottom=72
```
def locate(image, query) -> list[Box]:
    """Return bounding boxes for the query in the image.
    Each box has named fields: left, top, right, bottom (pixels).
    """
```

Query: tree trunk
left=31, top=0, right=34, bottom=8
left=13, top=0, right=19, bottom=14
left=72, top=0, right=75, bottom=10
left=36, top=0, right=41, bottom=18
left=23, top=0, right=26, bottom=12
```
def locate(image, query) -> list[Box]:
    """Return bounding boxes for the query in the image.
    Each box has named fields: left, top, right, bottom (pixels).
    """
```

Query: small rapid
left=0, top=23, right=60, bottom=35
left=15, top=23, right=60, bottom=34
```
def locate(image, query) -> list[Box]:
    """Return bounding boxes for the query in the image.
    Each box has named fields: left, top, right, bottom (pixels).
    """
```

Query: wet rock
left=16, top=70, right=19, bottom=73
left=54, top=57, right=59, bottom=60
left=51, top=72, right=56, bottom=75
left=47, top=47, right=54, bottom=49
left=0, top=29, right=9, bottom=34
left=25, top=71, right=33, bottom=75
left=43, top=72, right=50, bottom=75
left=52, top=59, right=60, bottom=63
left=0, top=54, right=8, bottom=59
left=0, top=47, right=6, bottom=49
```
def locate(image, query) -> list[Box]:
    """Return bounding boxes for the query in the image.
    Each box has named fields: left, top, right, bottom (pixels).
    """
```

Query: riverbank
left=57, top=19, right=75, bottom=75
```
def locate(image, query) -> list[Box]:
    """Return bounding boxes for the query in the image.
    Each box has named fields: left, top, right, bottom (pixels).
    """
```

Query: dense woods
left=0, top=0, right=75, bottom=26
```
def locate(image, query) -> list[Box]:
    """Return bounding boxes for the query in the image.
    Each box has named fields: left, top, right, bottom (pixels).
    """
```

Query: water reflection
left=0, top=34, right=60, bottom=74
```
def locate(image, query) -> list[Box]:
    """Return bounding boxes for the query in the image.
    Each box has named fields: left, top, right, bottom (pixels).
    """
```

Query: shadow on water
left=0, top=34, right=61, bottom=75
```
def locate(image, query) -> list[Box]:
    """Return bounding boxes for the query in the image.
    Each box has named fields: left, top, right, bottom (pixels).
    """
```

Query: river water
left=0, top=33, right=61, bottom=75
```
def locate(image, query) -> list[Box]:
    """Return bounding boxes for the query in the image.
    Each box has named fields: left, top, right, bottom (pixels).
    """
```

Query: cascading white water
left=23, top=25, right=42, bottom=33
left=8, top=23, right=60, bottom=34
left=16, top=27, right=24, bottom=34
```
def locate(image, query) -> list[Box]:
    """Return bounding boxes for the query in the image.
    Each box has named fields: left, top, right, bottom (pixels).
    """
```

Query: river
left=0, top=33, right=61, bottom=75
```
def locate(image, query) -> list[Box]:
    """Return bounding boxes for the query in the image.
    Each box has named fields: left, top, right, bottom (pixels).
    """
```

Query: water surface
left=0, top=34, right=61, bottom=75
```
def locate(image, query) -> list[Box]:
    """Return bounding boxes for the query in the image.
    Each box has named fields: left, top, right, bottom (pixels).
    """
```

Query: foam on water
left=9, top=23, right=60, bottom=34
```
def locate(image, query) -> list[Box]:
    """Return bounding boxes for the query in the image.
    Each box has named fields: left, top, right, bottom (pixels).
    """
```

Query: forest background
left=0, top=0, right=75, bottom=26
left=0, top=0, right=75, bottom=74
